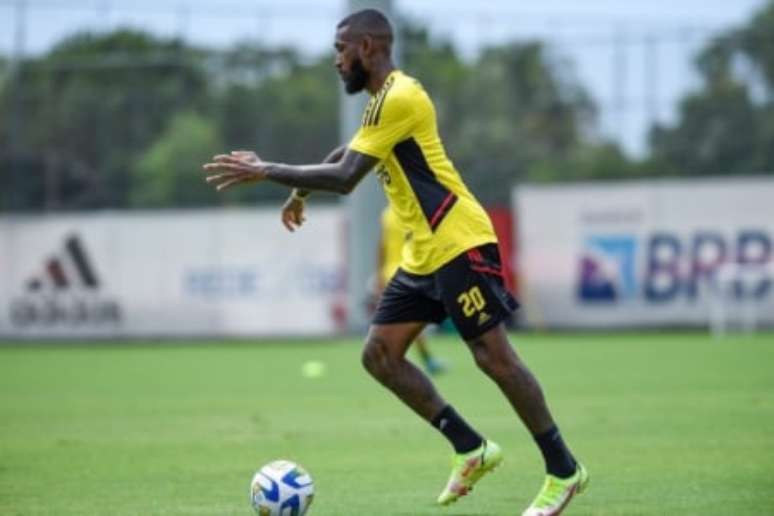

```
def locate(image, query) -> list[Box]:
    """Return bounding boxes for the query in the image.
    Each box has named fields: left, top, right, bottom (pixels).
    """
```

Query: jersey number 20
left=457, top=286, right=486, bottom=317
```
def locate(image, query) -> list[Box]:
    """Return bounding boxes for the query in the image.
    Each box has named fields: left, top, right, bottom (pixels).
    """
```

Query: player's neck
left=366, top=60, right=396, bottom=95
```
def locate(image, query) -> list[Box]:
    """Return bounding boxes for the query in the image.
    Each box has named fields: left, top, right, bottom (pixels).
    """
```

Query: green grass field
left=1, top=332, right=773, bottom=515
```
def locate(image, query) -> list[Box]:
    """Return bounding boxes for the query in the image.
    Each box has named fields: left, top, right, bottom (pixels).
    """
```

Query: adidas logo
left=25, top=234, right=99, bottom=291
left=477, top=311, right=492, bottom=326
left=9, top=234, right=122, bottom=328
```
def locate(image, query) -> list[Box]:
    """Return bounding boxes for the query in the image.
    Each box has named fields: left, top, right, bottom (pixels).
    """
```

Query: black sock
left=431, top=405, right=484, bottom=454
left=534, top=425, right=577, bottom=478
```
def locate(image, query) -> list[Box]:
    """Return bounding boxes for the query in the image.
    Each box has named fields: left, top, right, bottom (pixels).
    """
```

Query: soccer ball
left=249, top=460, right=314, bottom=516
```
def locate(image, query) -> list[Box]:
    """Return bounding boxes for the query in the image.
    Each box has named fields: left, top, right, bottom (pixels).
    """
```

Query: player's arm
left=205, top=88, right=416, bottom=193
left=204, top=88, right=416, bottom=194
left=289, top=145, right=347, bottom=200
left=203, top=147, right=377, bottom=195
left=280, top=145, right=347, bottom=232
left=264, top=148, right=377, bottom=195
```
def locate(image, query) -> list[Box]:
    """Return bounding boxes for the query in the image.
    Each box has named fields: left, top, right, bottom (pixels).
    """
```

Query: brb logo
left=577, top=230, right=772, bottom=303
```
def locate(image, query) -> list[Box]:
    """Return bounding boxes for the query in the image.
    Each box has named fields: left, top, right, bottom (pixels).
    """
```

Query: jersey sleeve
left=348, top=90, right=417, bottom=160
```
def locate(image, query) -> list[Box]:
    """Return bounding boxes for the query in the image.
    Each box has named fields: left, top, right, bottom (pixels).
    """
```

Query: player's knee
left=361, top=337, right=392, bottom=379
left=471, top=346, right=496, bottom=374
left=471, top=342, right=513, bottom=380
left=360, top=349, right=377, bottom=377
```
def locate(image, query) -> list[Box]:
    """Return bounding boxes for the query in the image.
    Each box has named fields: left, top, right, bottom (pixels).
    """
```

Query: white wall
left=514, top=177, right=774, bottom=329
left=0, top=207, right=344, bottom=338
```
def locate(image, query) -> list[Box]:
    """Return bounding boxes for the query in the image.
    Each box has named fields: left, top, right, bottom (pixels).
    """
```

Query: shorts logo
left=477, top=311, right=491, bottom=326
left=577, top=235, right=638, bottom=302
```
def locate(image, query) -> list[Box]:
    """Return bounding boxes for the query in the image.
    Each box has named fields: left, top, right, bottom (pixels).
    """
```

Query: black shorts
left=372, top=243, right=519, bottom=340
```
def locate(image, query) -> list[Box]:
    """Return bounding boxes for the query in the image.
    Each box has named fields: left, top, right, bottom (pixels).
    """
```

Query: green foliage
left=649, top=1, right=774, bottom=177
left=0, top=29, right=210, bottom=210
left=0, top=22, right=603, bottom=210
left=738, top=2, right=774, bottom=93
left=527, top=143, right=636, bottom=183
left=6, top=3, right=774, bottom=212
left=214, top=49, right=340, bottom=203
left=650, top=82, right=760, bottom=176
left=461, top=43, right=595, bottom=198
left=131, top=111, right=223, bottom=207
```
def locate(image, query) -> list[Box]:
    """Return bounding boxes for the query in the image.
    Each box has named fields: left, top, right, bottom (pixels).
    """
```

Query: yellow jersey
left=380, top=206, right=406, bottom=284
left=349, top=69, right=497, bottom=275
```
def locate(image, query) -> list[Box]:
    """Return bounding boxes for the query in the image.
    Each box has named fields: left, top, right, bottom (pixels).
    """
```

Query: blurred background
left=1, top=0, right=773, bottom=339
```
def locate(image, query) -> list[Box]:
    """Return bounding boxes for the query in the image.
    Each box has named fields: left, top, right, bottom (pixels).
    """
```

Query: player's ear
left=359, top=35, right=374, bottom=57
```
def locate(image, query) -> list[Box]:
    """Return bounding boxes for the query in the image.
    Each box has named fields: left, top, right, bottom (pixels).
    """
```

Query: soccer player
left=203, top=9, right=588, bottom=515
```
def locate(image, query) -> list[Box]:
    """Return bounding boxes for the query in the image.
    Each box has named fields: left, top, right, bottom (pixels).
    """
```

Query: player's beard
left=343, top=58, right=369, bottom=94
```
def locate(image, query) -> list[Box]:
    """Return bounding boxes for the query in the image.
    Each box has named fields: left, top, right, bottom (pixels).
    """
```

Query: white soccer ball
left=249, top=460, right=315, bottom=516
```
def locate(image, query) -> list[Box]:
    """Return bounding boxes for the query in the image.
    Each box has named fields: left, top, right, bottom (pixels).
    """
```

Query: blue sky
left=0, top=0, right=767, bottom=155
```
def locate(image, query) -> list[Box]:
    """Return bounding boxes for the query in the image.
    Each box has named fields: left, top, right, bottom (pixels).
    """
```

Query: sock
left=534, top=425, right=577, bottom=478
left=431, top=405, right=484, bottom=454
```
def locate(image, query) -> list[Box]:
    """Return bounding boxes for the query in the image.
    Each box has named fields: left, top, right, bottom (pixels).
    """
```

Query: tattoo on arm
left=265, top=148, right=378, bottom=195
left=293, top=145, right=347, bottom=198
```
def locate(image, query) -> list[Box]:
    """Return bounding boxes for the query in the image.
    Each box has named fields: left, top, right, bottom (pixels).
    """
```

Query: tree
left=131, top=111, right=223, bottom=207
left=0, top=29, right=210, bottom=210
left=526, top=143, right=636, bottom=183
left=649, top=1, right=774, bottom=177
left=1, top=23, right=605, bottom=210
left=213, top=46, right=340, bottom=203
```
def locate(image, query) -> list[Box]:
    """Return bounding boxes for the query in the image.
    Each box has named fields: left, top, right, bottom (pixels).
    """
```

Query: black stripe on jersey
left=361, top=97, right=376, bottom=126
left=370, top=77, right=393, bottom=125
left=363, top=76, right=395, bottom=127
left=394, top=137, right=458, bottom=232
left=366, top=93, right=381, bottom=126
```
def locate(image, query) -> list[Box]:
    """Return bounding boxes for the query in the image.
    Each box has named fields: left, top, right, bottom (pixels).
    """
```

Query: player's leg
left=465, top=324, right=554, bottom=434
left=438, top=244, right=587, bottom=514
left=365, top=320, right=502, bottom=506
left=368, top=270, right=497, bottom=505
left=362, top=322, right=445, bottom=420
left=365, top=323, right=481, bottom=446
left=363, top=323, right=491, bottom=456
left=465, top=324, right=575, bottom=471
left=467, top=327, right=588, bottom=515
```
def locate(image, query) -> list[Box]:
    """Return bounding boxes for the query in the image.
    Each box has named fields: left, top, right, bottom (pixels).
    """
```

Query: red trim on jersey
left=471, top=265, right=505, bottom=278
left=467, top=248, right=486, bottom=263
left=429, top=192, right=457, bottom=230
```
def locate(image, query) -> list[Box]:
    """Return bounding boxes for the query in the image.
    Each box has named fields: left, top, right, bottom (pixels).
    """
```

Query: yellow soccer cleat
left=437, top=440, right=503, bottom=506
left=522, top=462, right=590, bottom=516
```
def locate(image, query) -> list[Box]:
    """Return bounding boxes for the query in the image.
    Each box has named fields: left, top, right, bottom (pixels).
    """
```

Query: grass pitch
left=1, top=332, right=773, bottom=515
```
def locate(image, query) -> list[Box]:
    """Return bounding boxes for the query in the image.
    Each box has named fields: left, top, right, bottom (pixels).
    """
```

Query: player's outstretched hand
left=281, top=193, right=307, bottom=232
left=202, top=150, right=266, bottom=191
